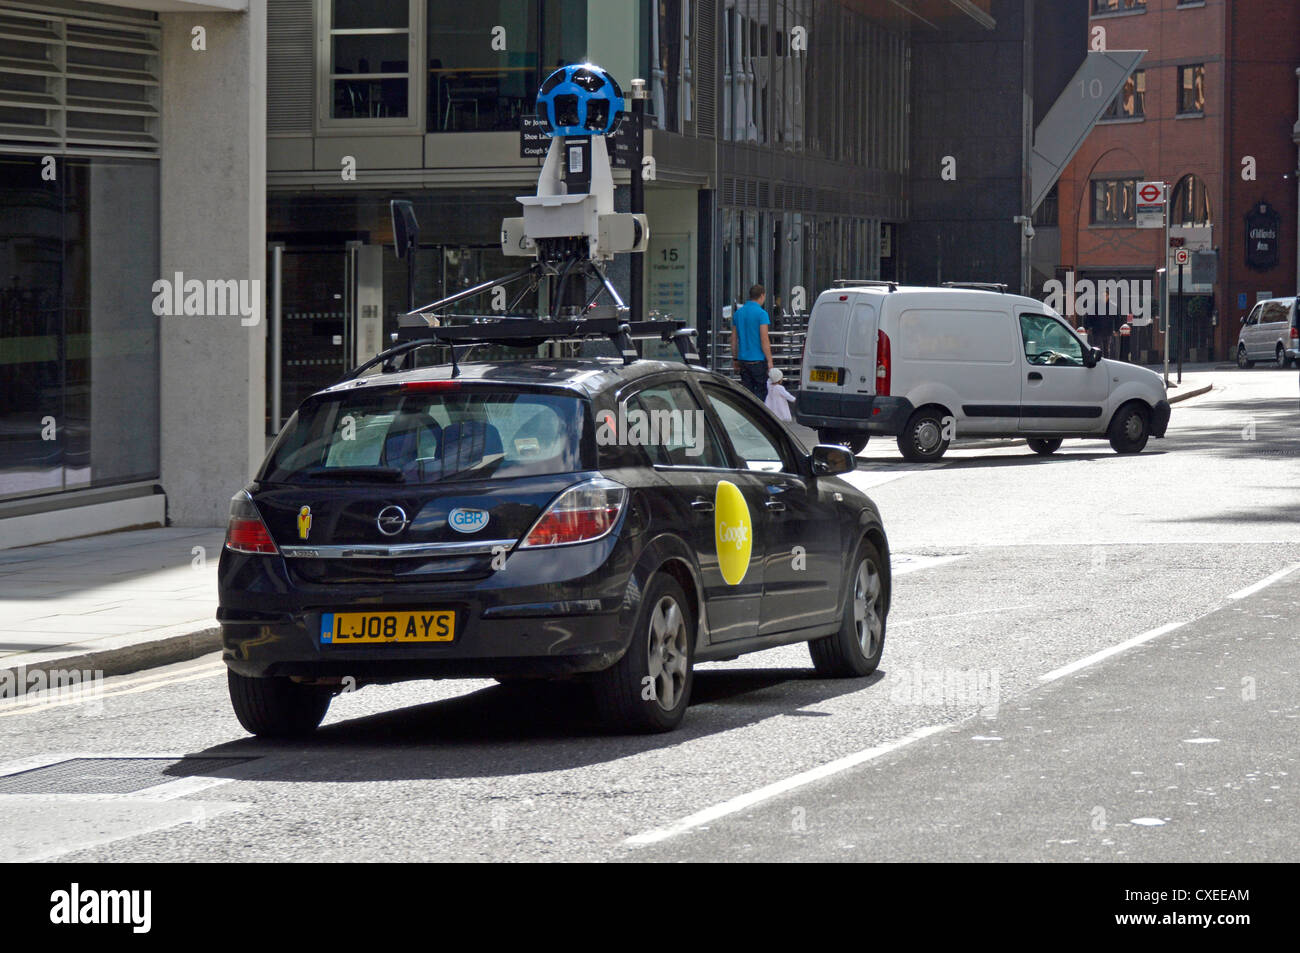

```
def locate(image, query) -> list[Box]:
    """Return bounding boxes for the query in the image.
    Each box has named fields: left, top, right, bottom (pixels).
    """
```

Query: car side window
left=625, top=380, right=727, bottom=468
left=1245, top=306, right=1261, bottom=326
left=702, top=386, right=797, bottom=473
left=1020, top=313, right=1083, bottom=367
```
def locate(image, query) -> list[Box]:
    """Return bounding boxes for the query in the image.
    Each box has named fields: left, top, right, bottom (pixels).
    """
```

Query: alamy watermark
left=889, top=666, right=1001, bottom=717
left=596, top=405, right=707, bottom=457
left=151, top=272, right=260, bottom=326
left=1, top=666, right=103, bottom=713
left=1042, top=273, right=1153, bottom=323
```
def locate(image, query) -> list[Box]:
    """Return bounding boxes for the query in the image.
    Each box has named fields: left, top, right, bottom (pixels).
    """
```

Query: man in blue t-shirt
left=731, top=284, right=772, bottom=400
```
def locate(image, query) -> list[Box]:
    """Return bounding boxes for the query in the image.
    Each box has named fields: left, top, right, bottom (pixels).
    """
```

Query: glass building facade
left=0, top=3, right=161, bottom=505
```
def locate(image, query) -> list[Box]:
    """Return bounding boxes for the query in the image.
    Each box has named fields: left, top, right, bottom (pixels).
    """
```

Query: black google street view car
left=218, top=319, right=891, bottom=736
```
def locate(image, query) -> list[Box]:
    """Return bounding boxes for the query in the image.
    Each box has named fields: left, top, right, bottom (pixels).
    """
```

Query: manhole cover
left=0, top=757, right=256, bottom=795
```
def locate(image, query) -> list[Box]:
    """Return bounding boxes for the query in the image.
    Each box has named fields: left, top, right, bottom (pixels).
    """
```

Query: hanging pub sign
left=1244, top=201, right=1280, bottom=271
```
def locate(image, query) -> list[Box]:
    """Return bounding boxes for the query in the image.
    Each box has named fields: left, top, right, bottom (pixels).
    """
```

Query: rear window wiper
left=299, top=466, right=404, bottom=482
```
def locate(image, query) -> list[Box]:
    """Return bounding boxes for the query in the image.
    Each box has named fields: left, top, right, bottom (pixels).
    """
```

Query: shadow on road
left=187, top=666, right=885, bottom=782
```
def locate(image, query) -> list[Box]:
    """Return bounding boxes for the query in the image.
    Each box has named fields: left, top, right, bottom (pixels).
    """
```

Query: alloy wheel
left=647, top=596, right=689, bottom=711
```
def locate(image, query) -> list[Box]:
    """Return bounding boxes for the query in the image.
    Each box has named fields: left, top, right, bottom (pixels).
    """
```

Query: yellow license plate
left=320, top=610, right=455, bottom=644
left=809, top=367, right=839, bottom=384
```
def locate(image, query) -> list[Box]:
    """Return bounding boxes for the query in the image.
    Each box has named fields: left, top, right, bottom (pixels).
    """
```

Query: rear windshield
left=262, top=388, right=585, bottom=485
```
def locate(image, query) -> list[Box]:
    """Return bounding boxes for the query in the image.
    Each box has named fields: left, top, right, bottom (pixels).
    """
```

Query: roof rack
left=833, top=279, right=897, bottom=291
left=338, top=312, right=701, bottom=384
left=942, top=282, right=1008, bottom=293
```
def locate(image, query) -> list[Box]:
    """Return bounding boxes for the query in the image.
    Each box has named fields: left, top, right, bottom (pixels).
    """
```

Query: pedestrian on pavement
left=731, top=284, right=773, bottom=400
left=764, top=367, right=796, bottom=422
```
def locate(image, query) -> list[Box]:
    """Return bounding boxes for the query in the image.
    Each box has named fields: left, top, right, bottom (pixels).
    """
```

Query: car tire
left=809, top=539, right=887, bottom=678
left=1027, top=438, right=1063, bottom=456
left=590, top=573, right=694, bottom=733
left=1108, top=402, right=1150, bottom=454
left=818, top=429, right=868, bottom=455
left=1277, top=345, right=1289, bottom=369
left=227, top=670, right=332, bottom=738
left=1237, top=346, right=1254, bottom=369
left=897, top=408, right=950, bottom=463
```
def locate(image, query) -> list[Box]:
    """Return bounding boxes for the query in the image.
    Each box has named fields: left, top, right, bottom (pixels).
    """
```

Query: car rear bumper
left=795, top=392, right=914, bottom=435
left=1151, top=399, right=1171, bottom=438
left=218, top=534, right=635, bottom=681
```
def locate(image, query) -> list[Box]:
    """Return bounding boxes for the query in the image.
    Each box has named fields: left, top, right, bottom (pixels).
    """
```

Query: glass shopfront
left=0, top=155, right=160, bottom=502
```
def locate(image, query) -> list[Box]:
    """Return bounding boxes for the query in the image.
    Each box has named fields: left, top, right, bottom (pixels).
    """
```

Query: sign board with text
left=1137, top=181, right=1165, bottom=229
left=648, top=233, right=693, bottom=326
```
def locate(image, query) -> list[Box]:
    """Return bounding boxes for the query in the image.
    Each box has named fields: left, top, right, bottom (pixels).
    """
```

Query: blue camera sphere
left=535, top=63, right=625, bottom=138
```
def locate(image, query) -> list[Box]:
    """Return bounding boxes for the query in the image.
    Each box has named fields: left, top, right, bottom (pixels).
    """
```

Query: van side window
left=1020, top=313, right=1084, bottom=367
left=1245, top=306, right=1261, bottom=326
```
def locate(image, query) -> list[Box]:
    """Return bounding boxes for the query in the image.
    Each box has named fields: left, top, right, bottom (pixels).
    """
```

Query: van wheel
left=897, top=408, right=950, bottom=463
left=1237, top=345, right=1254, bottom=369
left=810, top=539, right=887, bottom=678
left=1276, top=345, right=1289, bottom=369
left=1108, top=403, right=1150, bottom=454
left=590, top=573, right=694, bottom=733
left=227, top=670, right=332, bottom=738
left=819, top=429, right=868, bottom=455
left=1027, top=438, right=1062, bottom=456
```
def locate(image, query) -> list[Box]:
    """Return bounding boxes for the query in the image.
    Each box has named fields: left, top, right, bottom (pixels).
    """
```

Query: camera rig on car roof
left=349, top=63, right=696, bottom=382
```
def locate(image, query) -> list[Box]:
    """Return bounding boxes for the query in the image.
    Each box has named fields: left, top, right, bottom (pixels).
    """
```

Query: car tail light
left=521, top=478, right=628, bottom=548
left=1290, top=326, right=1297, bottom=341
left=225, top=490, right=279, bottom=555
left=875, top=330, right=892, bottom=397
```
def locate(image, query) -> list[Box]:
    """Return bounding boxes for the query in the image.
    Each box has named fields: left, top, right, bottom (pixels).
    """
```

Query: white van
left=795, top=283, right=1170, bottom=462
left=1236, top=297, right=1298, bottom=368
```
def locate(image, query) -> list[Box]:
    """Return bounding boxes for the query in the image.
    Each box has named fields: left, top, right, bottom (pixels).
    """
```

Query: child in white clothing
left=764, top=367, right=796, bottom=422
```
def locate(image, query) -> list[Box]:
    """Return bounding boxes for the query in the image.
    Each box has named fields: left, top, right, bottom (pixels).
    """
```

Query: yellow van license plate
left=320, top=611, right=455, bottom=644
left=809, top=367, right=839, bottom=384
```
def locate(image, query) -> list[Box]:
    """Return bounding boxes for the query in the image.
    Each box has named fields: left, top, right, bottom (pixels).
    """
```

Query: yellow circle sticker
left=714, top=480, right=753, bottom=586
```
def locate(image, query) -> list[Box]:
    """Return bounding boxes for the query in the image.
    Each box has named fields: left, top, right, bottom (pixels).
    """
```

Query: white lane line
left=1038, top=622, right=1186, bottom=684
left=1226, top=563, right=1300, bottom=601
left=625, top=723, right=947, bottom=847
left=1040, top=563, right=1300, bottom=685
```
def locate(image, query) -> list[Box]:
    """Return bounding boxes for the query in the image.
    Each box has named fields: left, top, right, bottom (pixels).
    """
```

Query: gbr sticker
left=714, top=480, right=753, bottom=586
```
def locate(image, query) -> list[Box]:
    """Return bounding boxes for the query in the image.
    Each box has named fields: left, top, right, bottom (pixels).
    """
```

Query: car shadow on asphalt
left=188, top=667, right=885, bottom=782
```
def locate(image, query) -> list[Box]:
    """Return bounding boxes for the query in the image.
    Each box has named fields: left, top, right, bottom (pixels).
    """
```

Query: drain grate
left=0, top=757, right=256, bottom=795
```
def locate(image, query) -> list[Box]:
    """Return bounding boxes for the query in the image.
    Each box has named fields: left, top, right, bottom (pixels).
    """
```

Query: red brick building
left=1055, top=0, right=1300, bottom=365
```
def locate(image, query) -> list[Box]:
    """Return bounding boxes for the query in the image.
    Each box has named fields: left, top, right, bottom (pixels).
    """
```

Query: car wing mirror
left=1083, top=346, right=1102, bottom=368
left=811, top=444, right=855, bottom=477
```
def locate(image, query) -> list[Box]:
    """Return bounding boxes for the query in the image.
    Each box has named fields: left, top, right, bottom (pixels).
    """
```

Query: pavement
left=0, top=527, right=223, bottom=681
left=0, top=363, right=1229, bottom=687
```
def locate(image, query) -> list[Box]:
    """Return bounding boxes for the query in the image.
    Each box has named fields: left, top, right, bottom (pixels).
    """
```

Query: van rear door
left=800, top=295, right=853, bottom=418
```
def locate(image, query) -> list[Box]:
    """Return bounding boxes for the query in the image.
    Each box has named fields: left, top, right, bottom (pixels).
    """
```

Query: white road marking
left=1225, top=563, right=1300, bottom=601
left=625, top=723, right=946, bottom=846
left=1038, top=622, right=1186, bottom=684
left=891, top=554, right=969, bottom=575
left=1040, top=562, right=1300, bottom=685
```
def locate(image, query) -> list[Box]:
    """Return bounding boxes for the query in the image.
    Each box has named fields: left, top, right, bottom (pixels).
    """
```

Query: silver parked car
left=1236, top=297, right=1298, bottom=369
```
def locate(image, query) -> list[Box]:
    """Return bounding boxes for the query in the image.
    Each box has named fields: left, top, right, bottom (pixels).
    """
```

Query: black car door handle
left=690, top=498, right=714, bottom=512
left=1028, top=372, right=1043, bottom=381
left=765, top=500, right=786, bottom=512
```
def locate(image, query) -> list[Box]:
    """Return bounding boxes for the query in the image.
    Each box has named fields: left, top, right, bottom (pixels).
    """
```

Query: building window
left=1034, top=184, right=1059, bottom=227
left=1178, top=64, right=1205, bottom=115
left=0, top=155, right=160, bottom=501
left=1092, top=0, right=1145, bottom=13
left=320, top=0, right=418, bottom=127
left=648, top=0, right=693, bottom=134
left=427, top=2, right=586, bottom=133
left=1170, top=174, right=1212, bottom=226
left=1101, top=69, right=1145, bottom=119
left=1091, top=178, right=1137, bottom=225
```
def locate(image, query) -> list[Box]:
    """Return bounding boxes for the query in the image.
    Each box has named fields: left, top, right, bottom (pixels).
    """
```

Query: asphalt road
left=1, top=366, right=1296, bottom=862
